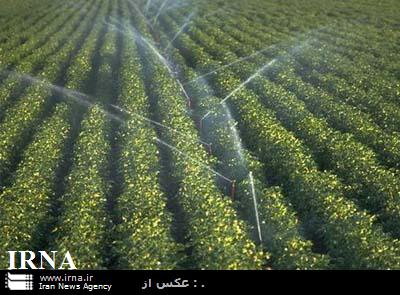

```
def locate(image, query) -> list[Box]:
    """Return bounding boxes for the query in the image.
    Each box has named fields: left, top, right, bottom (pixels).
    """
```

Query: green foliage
left=162, top=12, right=400, bottom=268
left=0, top=104, right=71, bottom=268
left=0, top=0, right=101, bottom=178
left=113, top=10, right=182, bottom=268
left=136, top=12, right=266, bottom=268
left=1, top=0, right=399, bottom=270
left=54, top=105, right=111, bottom=269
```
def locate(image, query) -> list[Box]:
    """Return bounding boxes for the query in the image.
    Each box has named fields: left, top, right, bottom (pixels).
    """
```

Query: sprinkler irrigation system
left=110, top=104, right=212, bottom=148
left=164, top=10, right=196, bottom=52
left=105, top=18, right=241, bottom=198
left=128, top=0, right=155, bottom=29
left=152, top=0, right=169, bottom=26
left=249, top=172, right=263, bottom=244
left=184, top=44, right=279, bottom=85
left=1, top=71, right=237, bottom=199
left=200, top=59, right=277, bottom=123
left=155, top=137, right=237, bottom=198
left=3, top=2, right=287, bottom=227
left=107, top=18, right=195, bottom=109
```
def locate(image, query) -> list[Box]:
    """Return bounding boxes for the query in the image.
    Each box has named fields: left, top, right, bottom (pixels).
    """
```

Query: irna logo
left=8, top=251, right=77, bottom=270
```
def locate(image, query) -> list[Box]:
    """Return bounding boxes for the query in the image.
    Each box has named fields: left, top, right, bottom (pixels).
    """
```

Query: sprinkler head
left=231, top=180, right=237, bottom=200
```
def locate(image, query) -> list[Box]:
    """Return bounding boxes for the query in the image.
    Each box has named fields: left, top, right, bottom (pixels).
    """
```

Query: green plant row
left=228, top=1, right=399, bottom=79
left=205, top=11, right=399, bottom=107
left=0, top=0, right=108, bottom=269
left=153, top=20, right=330, bottom=269
left=193, top=12, right=400, bottom=170
left=192, top=77, right=330, bottom=270
left=0, top=0, right=102, bottom=180
left=0, top=0, right=72, bottom=55
left=313, top=28, right=398, bottom=74
left=54, top=105, right=110, bottom=269
left=0, top=103, right=71, bottom=268
left=161, top=16, right=400, bottom=269
left=0, top=1, right=50, bottom=37
left=273, top=63, right=400, bottom=169
left=129, top=5, right=266, bottom=270
left=0, top=0, right=84, bottom=68
left=95, top=9, right=118, bottom=105
left=310, top=26, right=399, bottom=89
left=0, top=0, right=94, bottom=113
left=200, top=8, right=399, bottom=108
left=292, top=48, right=400, bottom=133
left=52, top=0, right=113, bottom=269
left=181, top=18, right=400, bottom=238
left=113, top=11, right=182, bottom=269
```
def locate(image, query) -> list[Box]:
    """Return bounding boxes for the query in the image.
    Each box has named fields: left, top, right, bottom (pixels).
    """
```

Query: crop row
left=53, top=105, right=110, bottom=269
left=0, top=0, right=101, bottom=182
left=0, top=0, right=108, bottom=269
left=176, top=52, right=330, bottom=269
left=52, top=0, right=113, bottom=269
left=0, top=0, right=94, bottom=115
left=243, top=0, right=399, bottom=38
left=207, top=11, right=399, bottom=106
left=0, top=0, right=70, bottom=54
left=196, top=4, right=399, bottom=110
left=195, top=13, right=400, bottom=171
left=0, top=103, right=71, bottom=268
left=150, top=17, right=331, bottom=269
left=175, top=14, right=400, bottom=238
left=193, top=12, right=400, bottom=159
left=0, top=1, right=82, bottom=68
left=0, top=1, right=47, bottom=37
left=158, top=12, right=400, bottom=269
left=113, top=5, right=181, bottom=268
left=205, top=7, right=399, bottom=107
left=311, top=28, right=398, bottom=82
left=202, top=16, right=400, bottom=170
left=129, top=4, right=266, bottom=269
left=246, top=0, right=399, bottom=50
left=200, top=9, right=400, bottom=130
left=292, top=46, right=400, bottom=133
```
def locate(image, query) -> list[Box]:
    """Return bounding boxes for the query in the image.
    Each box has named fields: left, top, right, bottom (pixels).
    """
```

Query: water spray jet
left=127, top=23, right=195, bottom=109
left=200, top=59, right=277, bottom=123
left=185, top=44, right=278, bottom=85
left=154, top=137, right=233, bottom=186
left=110, top=104, right=210, bottom=147
left=249, top=171, right=263, bottom=244
left=144, top=0, right=153, bottom=15
left=152, top=0, right=169, bottom=26
left=164, top=10, right=196, bottom=52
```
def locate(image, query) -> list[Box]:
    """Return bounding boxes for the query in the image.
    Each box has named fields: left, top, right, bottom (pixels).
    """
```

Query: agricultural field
left=0, top=0, right=399, bottom=270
